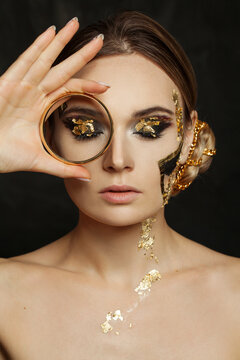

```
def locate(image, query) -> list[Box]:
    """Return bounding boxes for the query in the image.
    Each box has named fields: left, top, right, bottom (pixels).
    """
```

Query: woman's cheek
left=64, top=179, right=87, bottom=209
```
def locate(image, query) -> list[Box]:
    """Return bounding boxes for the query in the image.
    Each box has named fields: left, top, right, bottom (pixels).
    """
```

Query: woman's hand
left=0, top=17, right=109, bottom=179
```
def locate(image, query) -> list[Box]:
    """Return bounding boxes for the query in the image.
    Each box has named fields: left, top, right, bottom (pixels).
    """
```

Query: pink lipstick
left=99, top=185, right=141, bottom=204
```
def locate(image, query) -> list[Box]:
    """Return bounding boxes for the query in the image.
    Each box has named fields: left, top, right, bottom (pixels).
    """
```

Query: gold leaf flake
left=101, top=321, right=113, bottom=334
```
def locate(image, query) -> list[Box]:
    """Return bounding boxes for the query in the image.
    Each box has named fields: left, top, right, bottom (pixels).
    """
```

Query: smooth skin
left=0, top=17, right=240, bottom=360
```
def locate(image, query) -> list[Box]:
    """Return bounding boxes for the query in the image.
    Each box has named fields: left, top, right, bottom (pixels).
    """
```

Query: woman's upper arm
left=0, top=258, right=8, bottom=264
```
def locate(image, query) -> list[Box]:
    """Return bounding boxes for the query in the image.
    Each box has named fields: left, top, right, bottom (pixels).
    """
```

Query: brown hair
left=54, top=10, right=215, bottom=195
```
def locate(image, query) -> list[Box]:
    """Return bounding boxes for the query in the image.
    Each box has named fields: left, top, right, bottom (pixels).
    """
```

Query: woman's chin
left=79, top=206, right=162, bottom=227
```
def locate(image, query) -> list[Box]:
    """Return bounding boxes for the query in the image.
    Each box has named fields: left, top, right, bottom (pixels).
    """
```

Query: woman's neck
left=63, top=211, right=182, bottom=288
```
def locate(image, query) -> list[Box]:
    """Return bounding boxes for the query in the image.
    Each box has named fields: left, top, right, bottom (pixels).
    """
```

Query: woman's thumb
left=33, top=154, right=91, bottom=180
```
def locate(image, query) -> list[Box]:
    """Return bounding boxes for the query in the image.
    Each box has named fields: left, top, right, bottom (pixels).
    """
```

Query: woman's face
left=62, top=53, right=183, bottom=226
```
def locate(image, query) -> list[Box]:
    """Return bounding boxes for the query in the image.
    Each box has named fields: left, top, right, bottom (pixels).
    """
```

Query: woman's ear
left=178, top=110, right=198, bottom=164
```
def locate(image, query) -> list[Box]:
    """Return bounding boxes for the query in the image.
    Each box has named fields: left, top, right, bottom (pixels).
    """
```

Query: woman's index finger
left=1, top=26, right=56, bottom=82
left=23, top=18, right=80, bottom=87
left=39, top=34, right=104, bottom=94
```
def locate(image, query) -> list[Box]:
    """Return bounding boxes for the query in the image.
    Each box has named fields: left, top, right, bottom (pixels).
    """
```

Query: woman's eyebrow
left=61, top=106, right=174, bottom=118
left=132, top=106, right=174, bottom=118
left=61, top=107, right=103, bottom=117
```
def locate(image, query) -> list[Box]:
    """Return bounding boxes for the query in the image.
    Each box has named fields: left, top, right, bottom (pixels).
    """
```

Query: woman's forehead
left=75, top=53, right=181, bottom=110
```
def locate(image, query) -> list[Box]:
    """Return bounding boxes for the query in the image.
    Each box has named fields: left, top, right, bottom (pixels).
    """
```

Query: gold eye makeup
left=133, top=116, right=172, bottom=139
left=72, top=119, right=95, bottom=136
left=61, top=116, right=105, bottom=141
left=61, top=111, right=172, bottom=142
left=40, top=92, right=177, bottom=165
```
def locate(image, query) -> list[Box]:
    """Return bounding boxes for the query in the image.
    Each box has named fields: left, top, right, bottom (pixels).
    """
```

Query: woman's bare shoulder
left=0, top=256, right=41, bottom=295
left=204, top=254, right=240, bottom=356
left=0, top=256, right=51, bottom=322
left=0, top=238, right=70, bottom=301
left=216, top=254, right=240, bottom=298
left=209, top=253, right=240, bottom=294
left=176, top=230, right=240, bottom=273
left=0, top=256, right=26, bottom=280
left=212, top=255, right=240, bottom=342
left=0, top=236, right=70, bottom=305
left=2, top=235, right=70, bottom=269
left=186, top=238, right=240, bottom=323
left=0, top=258, right=26, bottom=329
left=177, top=236, right=240, bottom=350
left=175, top=232, right=240, bottom=301
left=0, top=245, right=63, bottom=288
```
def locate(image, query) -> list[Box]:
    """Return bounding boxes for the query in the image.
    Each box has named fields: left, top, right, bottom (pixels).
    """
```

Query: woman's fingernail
left=67, top=16, right=79, bottom=25
left=92, top=33, right=104, bottom=41
left=76, top=177, right=91, bottom=182
left=96, top=81, right=111, bottom=87
left=47, top=25, right=56, bottom=32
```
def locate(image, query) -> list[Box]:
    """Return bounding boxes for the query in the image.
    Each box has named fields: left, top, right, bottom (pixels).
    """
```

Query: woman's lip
left=99, top=185, right=141, bottom=193
left=100, top=191, right=141, bottom=204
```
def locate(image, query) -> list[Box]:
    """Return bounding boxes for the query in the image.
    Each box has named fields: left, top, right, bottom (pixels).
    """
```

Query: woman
left=0, top=10, right=239, bottom=359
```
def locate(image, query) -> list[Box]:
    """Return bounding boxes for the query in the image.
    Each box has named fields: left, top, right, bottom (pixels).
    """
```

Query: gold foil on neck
left=137, top=217, right=159, bottom=263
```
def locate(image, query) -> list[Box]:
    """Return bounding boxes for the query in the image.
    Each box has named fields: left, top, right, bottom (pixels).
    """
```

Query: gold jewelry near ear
left=100, top=218, right=162, bottom=335
left=159, top=89, right=184, bottom=207
left=203, top=148, right=216, bottom=156
left=186, top=159, right=202, bottom=166
left=162, top=169, right=178, bottom=206
left=173, top=120, right=216, bottom=191
left=137, top=217, right=159, bottom=263
left=172, top=89, right=184, bottom=141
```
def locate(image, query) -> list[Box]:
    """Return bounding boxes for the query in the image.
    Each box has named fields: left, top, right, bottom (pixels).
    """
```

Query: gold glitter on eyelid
left=135, top=116, right=162, bottom=137
left=71, top=118, right=95, bottom=136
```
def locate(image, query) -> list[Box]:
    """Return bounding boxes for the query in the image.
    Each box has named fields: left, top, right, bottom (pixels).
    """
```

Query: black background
left=0, top=0, right=239, bottom=258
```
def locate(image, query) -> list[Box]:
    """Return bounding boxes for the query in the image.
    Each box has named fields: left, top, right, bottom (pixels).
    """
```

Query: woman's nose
left=102, top=131, right=134, bottom=173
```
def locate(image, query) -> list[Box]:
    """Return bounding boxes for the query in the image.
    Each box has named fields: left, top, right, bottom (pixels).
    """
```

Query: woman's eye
left=62, top=117, right=104, bottom=140
left=133, top=117, right=171, bottom=139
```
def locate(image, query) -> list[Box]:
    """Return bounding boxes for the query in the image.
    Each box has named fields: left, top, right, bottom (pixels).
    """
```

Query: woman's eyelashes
left=61, top=115, right=172, bottom=141
left=133, top=116, right=172, bottom=139
left=62, top=116, right=104, bottom=140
